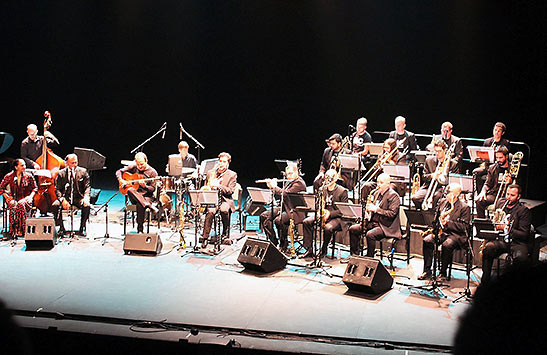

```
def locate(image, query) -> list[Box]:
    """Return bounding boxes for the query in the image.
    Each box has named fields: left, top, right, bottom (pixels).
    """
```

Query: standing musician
left=302, top=169, right=348, bottom=258
left=259, top=163, right=306, bottom=250
left=481, top=184, right=532, bottom=284
left=20, top=123, right=60, bottom=170
left=348, top=173, right=401, bottom=257
left=116, top=152, right=159, bottom=233
left=313, top=133, right=352, bottom=190
left=52, top=154, right=91, bottom=236
left=476, top=146, right=511, bottom=218
left=350, top=117, right=372, bottom=156
left=201, top=152, right=237, bottom=246
left=412, top=140, right=457, bottom=210
left=0, top=159, right=37, bottom=240
left=427, top=121, right=464, bottom=173
left=418, top=183, right=471, bottom=280
left=388, top=115, right=419, bottom=163
left=360, top=138, right=407, bottom=203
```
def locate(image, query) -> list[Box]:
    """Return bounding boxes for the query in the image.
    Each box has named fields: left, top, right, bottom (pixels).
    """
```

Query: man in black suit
left=302, top=169, right=348, bottom=258
left=418, top=182, right=471, bottom=280
left=412, top=140, right=457, bottom=210
left=388, top=115, right=419, bottom=163
left=116, top=152, right=159, bottom=233
left=313, top=133, right=352, bottom=190
left=349, top=173, right=402, bottom=257
left=201, top=152, right=237, bottom=246
left=480, top=184, right=532, bottom=284
left=427, top=121, right=464, bottom=173
left=260, top=163, right=306, bottom=250
left=52, top=154, right=91, bottom=235
left=473, top=122, right=511, bottom=193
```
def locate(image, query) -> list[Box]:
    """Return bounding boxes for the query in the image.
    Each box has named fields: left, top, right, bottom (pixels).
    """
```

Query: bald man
left=52, top=154, right=91, bottom=235
left=20, top=123, right=60, bottom=169
left=348, top=173, right=402, bottom=257
left=418, top=182, right=470, bottom=280
left=116, top=152, right=159, bottom=233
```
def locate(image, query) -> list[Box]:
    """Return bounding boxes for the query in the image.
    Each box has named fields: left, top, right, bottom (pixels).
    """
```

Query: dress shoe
left=77, top=229, right=87, bottom=237
left=201, top=238, right=208, bottom=248
left=418, top=271, right=432, bottom=280
left=299, top=250, right=314, bottom=259
left=339, top=257, right=351, bottom=264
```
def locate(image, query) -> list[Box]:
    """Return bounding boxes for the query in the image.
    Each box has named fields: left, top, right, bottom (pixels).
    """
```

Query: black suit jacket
left=496, top=199, right=532, bottom=246
left=422, top=156, right=458, bottom=188
left=438, top=198, right=470, bottom=248
left=55, top=166, right=91, bottom=203
left=430, top=134, right=464, bottom=173
left=371, top=187, right=402, bottom=239
left=215, top=169, right=238, bottom=212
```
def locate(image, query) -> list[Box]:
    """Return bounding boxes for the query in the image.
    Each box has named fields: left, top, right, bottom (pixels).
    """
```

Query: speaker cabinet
left=237, top=237, right=287, bottom=273
left=342, top=256, right=393, bottom=294
left=25, top=217, right=57, bottom=250
left=123, top=233, right=162, bottom=255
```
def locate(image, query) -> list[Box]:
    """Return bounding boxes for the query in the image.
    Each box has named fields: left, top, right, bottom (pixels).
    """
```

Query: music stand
left=187, top=189, right=219, bottom=251
left=337, top=154, right=360, bottom=171
left=448, top=174, right=474, bottom=193
left=467, top=146, right=494, bottom=164
left=383, top=164, right=410, bottom=180
left=244, top=187, right=272, bottom=217
left=0, top=132, right=14, bottom=155
left=74, top=147, right=106, bottom=171
left=366, top=143, right=384, bottom=156
left=335, top=202, right=362, bottom=220
left=167, top=154, right=184, bottom=176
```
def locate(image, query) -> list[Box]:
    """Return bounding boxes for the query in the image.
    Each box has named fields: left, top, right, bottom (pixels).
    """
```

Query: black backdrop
left=3, top=1, right=546, bottom=199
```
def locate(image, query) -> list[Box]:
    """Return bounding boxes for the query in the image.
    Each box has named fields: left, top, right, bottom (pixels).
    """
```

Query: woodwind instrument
left=364, top=187, right=379, bottom=222
left=288, top=216, right=296, bottom=257
left=420, top=195, right=455, bottom=238
left=411, top=172, right=421, bottom=196
left=179, top=198, right=186, bottom=249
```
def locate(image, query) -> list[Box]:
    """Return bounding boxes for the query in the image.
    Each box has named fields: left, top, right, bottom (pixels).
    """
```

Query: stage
left=0, top=190, right=482, bottom=354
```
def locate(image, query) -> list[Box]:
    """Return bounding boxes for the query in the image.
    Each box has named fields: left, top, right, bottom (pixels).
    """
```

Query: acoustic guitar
left=119, top=172, right=161, bottom=195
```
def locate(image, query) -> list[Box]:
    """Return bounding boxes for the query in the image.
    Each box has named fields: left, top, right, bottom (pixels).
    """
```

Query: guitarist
left=116, top=152, right=159, bottom=233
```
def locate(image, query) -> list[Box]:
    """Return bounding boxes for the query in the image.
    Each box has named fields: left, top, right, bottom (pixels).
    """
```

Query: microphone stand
left=68, top=171, right=75, bottom=242
left=130, top=123, right=166, bottom=154
left=180, top=123, right=205, bottom=164
left=452, top=219, right=474, bottom=303
left=94, top=190, right=123, bottom=245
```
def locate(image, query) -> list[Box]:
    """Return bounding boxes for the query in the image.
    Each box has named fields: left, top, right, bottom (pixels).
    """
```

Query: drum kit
left=157, top=167, right=198, bottom=225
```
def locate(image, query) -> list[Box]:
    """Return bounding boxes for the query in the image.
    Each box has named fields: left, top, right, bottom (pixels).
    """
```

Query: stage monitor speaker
left=123, top=233, right=162, bottom=255
left=237, top=237, right=287, bottom=273
left=25, top=217, right=56, bottom=250
left=342, top=256, right=393, bottom=294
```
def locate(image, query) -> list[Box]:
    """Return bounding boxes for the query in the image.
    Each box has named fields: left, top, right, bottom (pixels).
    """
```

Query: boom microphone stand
left=130, top=122, right=167, bottom=154
left=180, top=123, right=205, bottom=164
left=94, top=190, right=123, bottom=245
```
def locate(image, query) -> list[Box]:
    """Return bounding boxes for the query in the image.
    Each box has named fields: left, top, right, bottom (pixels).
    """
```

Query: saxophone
left=420, top=197, right=455, bottom=238
left=480, top=199, right=509, bottom=256
left=364, top=187, right=379, bottom=222
left=288, top=216, right=296, bottom=257
left=178, top=199, right=186, bottom=249
left=411, top=172, right=421, bottom=196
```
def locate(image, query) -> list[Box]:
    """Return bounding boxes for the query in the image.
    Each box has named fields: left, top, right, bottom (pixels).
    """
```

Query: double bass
left=33, top=111, right=65, bottom=214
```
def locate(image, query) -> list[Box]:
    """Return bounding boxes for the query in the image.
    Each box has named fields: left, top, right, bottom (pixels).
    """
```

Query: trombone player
left=313, top=133, right=352, bottom=190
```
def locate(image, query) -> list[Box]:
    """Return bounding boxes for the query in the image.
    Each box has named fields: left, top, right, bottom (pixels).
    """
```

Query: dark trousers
left=422, top=234, right=462, bottom=275
left=476, top=194, right=496, bottom=218
left=481, top=240, right=529, bottom=284
left=364, top=224, right=389, bottom=257
left=302, top=216, right=342, bottom=255
left=260, top=208, right=289, bottom=248
left=127, top=188, right=154, bottom=232
left=52, top=198, right=91, bottom=232
left=411, top=185, right=443, bottom=210
left=202, top=201, right=231, bottom=239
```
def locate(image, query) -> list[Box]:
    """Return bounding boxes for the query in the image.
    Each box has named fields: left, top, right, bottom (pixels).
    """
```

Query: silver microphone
left=162, top=122, right=167, bottom=139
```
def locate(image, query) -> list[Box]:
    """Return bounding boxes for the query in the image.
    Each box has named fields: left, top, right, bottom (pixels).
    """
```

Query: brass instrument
left=364, top=187, right=379, bottom=222
left=422, top=142, right=456, bottom=211
left=487, top=151, right=523, bottom=218
left=480, top=199, right=510, bottom=256
left=411, top=172, right=421, bottom=196
left=360, top=141, right=404, bottom=184
left=420, top=196, right=455, bottom=238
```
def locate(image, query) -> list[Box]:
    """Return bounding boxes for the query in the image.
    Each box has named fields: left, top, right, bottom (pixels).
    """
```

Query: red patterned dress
left=0, top=171, right=37, bottom=237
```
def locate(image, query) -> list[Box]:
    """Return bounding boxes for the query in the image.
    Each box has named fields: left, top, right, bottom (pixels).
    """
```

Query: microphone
left=179, top=123, right=182, bottom=140
left=349, top=124, right=356, bottom=131
left=162, top=122, right=167, bottom=139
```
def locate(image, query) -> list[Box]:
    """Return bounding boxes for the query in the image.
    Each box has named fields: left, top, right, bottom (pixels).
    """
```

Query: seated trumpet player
left=116, top=152, right=159, bottom=233
left=313, top=133, right=352, bottom=191
left=418, top=182, right=470, bottom=280
left=302, top=169, right=348, bottom=258
left=259, top=163, right=306, bottom=250
left=348, top=173, right=401, bottom=258
left=201, top=152, right=237, bottom=246
left=52, top=154, right=91, bottom=236
left=360, top=138, right=406, bottom=202
left=0, top=159, right=37, bottom=241
left=481, top=184, right=532, bottom=285
left=412, top=140, right=457, bottom=210
left=475, top=146, right=511, bottom=218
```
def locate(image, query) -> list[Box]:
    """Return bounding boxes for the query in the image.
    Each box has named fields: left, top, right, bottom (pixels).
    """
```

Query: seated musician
left=116, top=152, right=159, bottom=233
left=313, top=133, right=352, bottom=191
left=348, top=173, right=401, bottom=258
left=418, top=182, right=470, bottom=280
left=481, top=184, right=532, bottom=285
left=0, top=159, right=37, bottom=241
left=20, top=123, right=60, bottom=170
left=302, top=169, right=348, bottom=258
left=476, top=146, right=511, bottom=218
left=51, top=154, right=91, bottom=236
left=360, top=138, right=407, bottom=203
left=259, top=163, right=306, bottom=250
left=473, top=122, right=511, bottom=194
left=388, top=115, right=419, bottom=163
left=167, top=140, right=198, bottom=177
left=201, top=152, right=237, bottom=246
left=412, top=140, right=457, bottom=210
left=426, top=121, right=464, bottom=173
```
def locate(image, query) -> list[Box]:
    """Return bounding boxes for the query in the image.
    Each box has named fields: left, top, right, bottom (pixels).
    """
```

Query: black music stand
left=285, top=192, right=315, bottom=258
left=186, top=189, right=220, bottom=255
